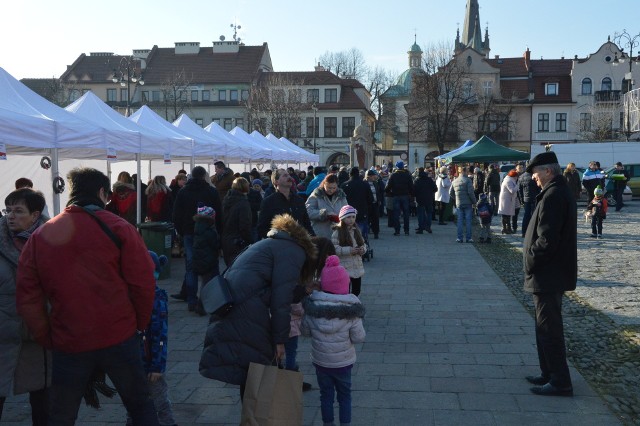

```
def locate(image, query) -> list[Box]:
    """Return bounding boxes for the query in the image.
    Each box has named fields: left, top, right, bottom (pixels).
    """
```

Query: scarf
left=67, top=195, right=105, bottom=209
left=11, top=217, right=45, bottom=241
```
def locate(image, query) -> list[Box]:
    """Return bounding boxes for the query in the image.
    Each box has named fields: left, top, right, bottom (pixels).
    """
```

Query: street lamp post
left=312, top=102, right=318, bottom=154
left=112, top=56, right=145, bottom=117
left=613, top=30, right=640, bottom=141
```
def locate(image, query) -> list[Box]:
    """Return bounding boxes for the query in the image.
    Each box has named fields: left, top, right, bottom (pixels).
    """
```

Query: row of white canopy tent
left=0, top=66, right=318, bottom=217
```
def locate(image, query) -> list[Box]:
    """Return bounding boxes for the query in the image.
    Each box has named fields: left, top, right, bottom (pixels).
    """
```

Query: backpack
left=477, top=202, right=491, bottom=219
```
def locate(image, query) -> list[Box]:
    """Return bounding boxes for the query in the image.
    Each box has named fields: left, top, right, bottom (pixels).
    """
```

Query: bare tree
left=245, top=73, right=307, bottom=140
left=470, top=88, right=516, bottom=142
left=319, top=48, right=368, bottom=80
left=406, top=41, right=476, bottom=154
left=160, top=69, right=193, bottom=122
left=366, top=66, right=397, bottom=121
left=575, top=103, right=624, bottom=141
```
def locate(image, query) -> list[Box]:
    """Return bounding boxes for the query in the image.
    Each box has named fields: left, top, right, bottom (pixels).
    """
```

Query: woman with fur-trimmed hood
left=199, top=214, right=317, bottom=393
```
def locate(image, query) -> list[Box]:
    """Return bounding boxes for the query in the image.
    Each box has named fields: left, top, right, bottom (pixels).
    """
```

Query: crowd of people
left=0, top=153, right=631, bottom=424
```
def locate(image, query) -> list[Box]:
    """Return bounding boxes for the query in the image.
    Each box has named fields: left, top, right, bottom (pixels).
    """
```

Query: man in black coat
left=257, top=168, right=315, bottom=239
left=340, top=167, right=373, bottom=239
left=172, top=166, right=223, bottom=312
left=385, top=161, right=414, bottom=236
left=523, top=152, right=577, bottom=397
left=413, top=168, right=437, bottom=234
left=518, top=170, right=540, bottom=237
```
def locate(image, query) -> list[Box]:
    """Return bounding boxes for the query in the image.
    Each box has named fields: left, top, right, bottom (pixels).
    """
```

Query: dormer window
left=545, top=83, right=558, bottom=96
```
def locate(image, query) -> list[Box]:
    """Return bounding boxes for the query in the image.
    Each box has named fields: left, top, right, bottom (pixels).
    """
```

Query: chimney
left=523, top=48, right=531, bottom=71
left=314, top=62, right=326, bottom=72
left=494, top=55, right=500, bottom=59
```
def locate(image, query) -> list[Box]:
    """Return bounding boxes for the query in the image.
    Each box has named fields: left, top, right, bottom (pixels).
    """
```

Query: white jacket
left=302, top=291, right=366, bottom=368
left=435, top=174, right=452, bottom=203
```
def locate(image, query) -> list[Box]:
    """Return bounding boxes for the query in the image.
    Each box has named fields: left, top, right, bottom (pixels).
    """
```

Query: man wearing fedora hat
left=523, top=151, right=577, bottom=397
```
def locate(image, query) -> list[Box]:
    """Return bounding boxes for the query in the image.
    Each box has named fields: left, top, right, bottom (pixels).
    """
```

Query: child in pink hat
left=331, top=205, right=367, bottom=296
left=302, top=255, right=366, bottom=426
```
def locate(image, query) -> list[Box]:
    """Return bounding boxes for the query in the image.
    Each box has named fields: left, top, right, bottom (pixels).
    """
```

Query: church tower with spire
left=455, top=0, right=490, bottom=57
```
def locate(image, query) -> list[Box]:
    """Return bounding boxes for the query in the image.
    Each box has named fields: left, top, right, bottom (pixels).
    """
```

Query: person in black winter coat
left=340, top=167, right=373, bottom=239
left=385, top=161, right=414, bottom=236
left=257, top=169, right=315, bottom=239
left=172, top=166, right=223, bottom=312
left=484, top=165, right=501, bottom=215
left=523, top=152, right=576, bottom=397
left=221, top=178, right=253, bottom=267
left=364, top=170, right=383, bottom=239
left=199, top=214, right=318, bottom=402
left=518, top=171, right=540, bottom=237
left=413, top=169, right=438, bottom=233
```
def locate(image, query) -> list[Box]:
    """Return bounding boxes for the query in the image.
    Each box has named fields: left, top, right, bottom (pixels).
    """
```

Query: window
left=202, top=90, right=210, bottom=101
left=218, top=90, right=227, bottom=101
left=195, top=118, right=203, bottom=127
left=482, top=80, right=493, bottom=97
left=141, top=91, right=149, bottom=102
left=462, top=81, right=474, bottom=100
left=580, top=113, right=592, bottom=131
left=324, top=88, right=337, bottom=103
left=235, top=118, right=244, bottom=130
left=581, top=78, right=592, bottom=95
left=306, top=117, right=319, bottom=137
left=180, top=91, right=187, bottom=102
left=288, top=119, right=301, bottom=138
left=230, top=90, right=238, bottom=101
left=545, top=83, right=558, bottom=96
left=212, top=118, right=220, bottom=125
left=622, top=78, right=632, bottom=93
left=307, top=89, right=319, bottom=103
left=288, top=89, right=302, bottom=103
left=241, top=89, right=249, bottom=101
left=120, top=88, right=128, bottom=102
left=324, top=117, right=337, bottom=137
left=107, top=89, right=117, bottom=102
left=152, top=91, right=161, bottom=102
left=555, top=113, right=567, bottom=132
left=342, top=117, right=356, bottom=137
left=272, top=89, right=285, bottom=102
left=223, top=118, right=233, bottom=130
left=69, top=89, right=80, bottom=102
left=191, top=90, right=198, bottom=102
left=601, top=77, right=612, bottom=91
left=538, top=113, right=549, bottom=132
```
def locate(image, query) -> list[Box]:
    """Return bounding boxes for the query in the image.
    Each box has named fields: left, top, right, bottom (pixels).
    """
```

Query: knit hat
left=594, top=186, right=604, bottom=197
left=197, top=205, right=216, bottom=218
left=148, top=250, right=168, bottom=280
left=251, top=179, right=263, bottom=186
left=395, top=160, right=405, bottom=169
left=321, top=255, right=351, bottom=295
left=339, top=205, right=357, bottom=220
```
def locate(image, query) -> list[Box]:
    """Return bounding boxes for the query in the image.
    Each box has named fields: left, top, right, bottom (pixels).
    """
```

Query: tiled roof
left=143, top=44, right=269, bottom=84
left=257, top=70, right=343, bottom=86
left=530, top=59, right=573, bottom=76
left=530, top=59, right=573, bottom=103
left=60, top=43, right=270, bottom=85
left=499, top=80, right=530, bottom=100
left=486, top=57, right=528, bottom=77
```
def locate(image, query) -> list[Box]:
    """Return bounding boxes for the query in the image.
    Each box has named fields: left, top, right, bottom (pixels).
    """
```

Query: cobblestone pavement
left=2, top=202, right=634, bottom=425
left=483, top=199, right=640, bottom=425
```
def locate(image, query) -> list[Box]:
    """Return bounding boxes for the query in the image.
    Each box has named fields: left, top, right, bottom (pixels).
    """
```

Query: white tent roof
left=278, top=136, right=319, bottom=163
left=203, top=122, right=253, bottom=162
left=266, top=134, right=310, bottom=163
left=128, top=106, right=202, bottom=158
left=251, top=130, right=290, bottom=162
left=229, top=126, right=272, bottom=161
left=0, top=66, right=104, bottom=153
left=172, top=114, right=228, bottom=159
left=66, top=91, right=190, bottom=159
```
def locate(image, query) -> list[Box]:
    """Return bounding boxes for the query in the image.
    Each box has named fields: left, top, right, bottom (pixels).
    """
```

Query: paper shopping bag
left=240, top=362, right=303, bottom=426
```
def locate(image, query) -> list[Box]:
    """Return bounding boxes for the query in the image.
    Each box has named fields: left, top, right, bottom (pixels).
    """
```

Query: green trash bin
left=137, top=222, right=174, bottom=280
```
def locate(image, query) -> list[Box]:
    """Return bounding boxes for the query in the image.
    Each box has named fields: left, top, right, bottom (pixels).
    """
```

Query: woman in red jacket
left=146, top=175, right=173, bottom=222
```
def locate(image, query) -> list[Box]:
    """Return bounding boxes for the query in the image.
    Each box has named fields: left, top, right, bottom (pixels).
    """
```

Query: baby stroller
left=359, top=221, right=374, bottom=262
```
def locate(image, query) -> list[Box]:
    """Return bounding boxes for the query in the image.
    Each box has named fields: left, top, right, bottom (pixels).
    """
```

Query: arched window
left=581, top=78, right=592, bottom=95
left=601, top=77, right=612, bottom=91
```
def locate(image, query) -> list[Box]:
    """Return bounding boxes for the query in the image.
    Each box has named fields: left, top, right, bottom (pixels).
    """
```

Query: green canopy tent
left=440, top=135, right=530, bottom=163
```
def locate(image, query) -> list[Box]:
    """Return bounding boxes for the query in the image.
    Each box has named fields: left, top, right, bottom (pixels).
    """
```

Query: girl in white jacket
left=302, top=255, right=365, bottom=426
left=331, top=205, right=367, bottom=296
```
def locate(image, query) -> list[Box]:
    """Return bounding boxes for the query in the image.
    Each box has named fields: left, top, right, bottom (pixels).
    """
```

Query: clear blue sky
left=3, top=0, right=640, bottom=80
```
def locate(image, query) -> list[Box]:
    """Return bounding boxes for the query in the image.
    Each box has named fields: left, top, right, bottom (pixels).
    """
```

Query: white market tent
left=230, top=126, right=273, bottom=162
left=279, top=136, right=319, bottom=163
left=251, top=130, right=289, bottom=162
left=204, top=122, right=253, bottom=162
left=172, top=114, right=228, bottom=160
left=266, top=134, right=310, bottom=163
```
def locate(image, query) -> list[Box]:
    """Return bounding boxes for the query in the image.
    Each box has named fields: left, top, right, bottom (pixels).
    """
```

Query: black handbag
left=200, top=274, right=234, bottom=317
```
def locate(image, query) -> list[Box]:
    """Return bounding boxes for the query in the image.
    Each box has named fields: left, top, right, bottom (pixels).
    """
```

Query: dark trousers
left=521, top=201, right=535, bottom=236
left=512, top=207, right=520, bottom=231
left=437, top=201, right=448, bottom=223
left=368, top=204, right=380, bottom=237
left=417, top=205, right=433, bottom=231
left=591, top=215, right=603, bottom=235
left=532, top=293, right=572, bottom=388
left=350, top=277, right=362, bottom=296
left=48, top=335, right=159, bottom=426
left=615, top=185, right=625, bottom=210
left=393, top=195, right=410, bottom=234
left=0, top=389, right=48, bottom=425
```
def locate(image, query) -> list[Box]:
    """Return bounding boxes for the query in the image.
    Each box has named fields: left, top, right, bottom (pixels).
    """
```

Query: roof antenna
left=230, top=20, right=242, bottom=43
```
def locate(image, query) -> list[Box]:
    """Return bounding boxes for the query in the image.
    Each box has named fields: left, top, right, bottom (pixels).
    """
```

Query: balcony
left=595, top=90, right=621, bottom=103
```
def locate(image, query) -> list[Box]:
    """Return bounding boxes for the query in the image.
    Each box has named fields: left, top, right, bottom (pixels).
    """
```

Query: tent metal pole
left=51, top=148, right=61, bottom=216
left=136, top=153, right=142, bottom=224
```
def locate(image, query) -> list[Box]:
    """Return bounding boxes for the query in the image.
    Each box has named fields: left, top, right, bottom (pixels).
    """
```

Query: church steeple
left=456, top=0, right=490, bottom=57
left=408, top=33, right=423, bottom=69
